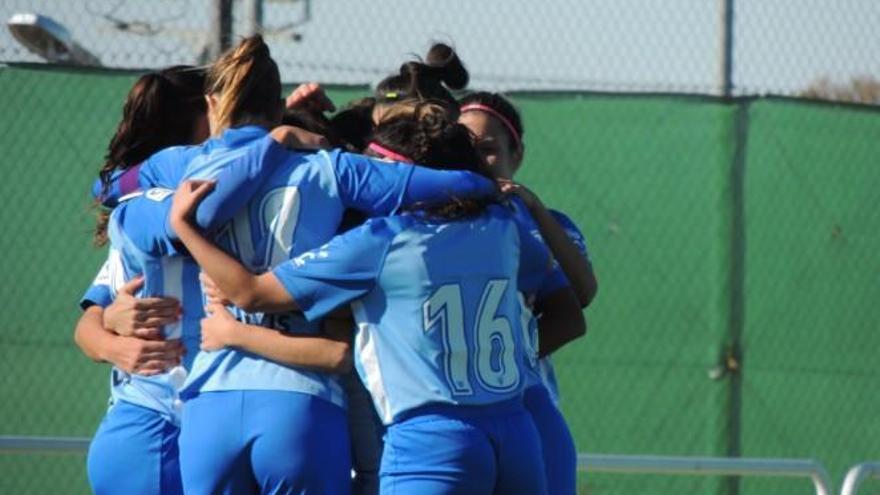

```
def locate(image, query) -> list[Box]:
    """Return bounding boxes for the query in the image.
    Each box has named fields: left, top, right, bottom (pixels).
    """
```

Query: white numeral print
left=422, top=280, right=520, bottom=396
left=423, top=285, right=473, bottom=395
left=474, top=280, right=519, bottom=392
left=215, top=187, right=301, bottom=270
left=518, top=293, right=539, bottom=369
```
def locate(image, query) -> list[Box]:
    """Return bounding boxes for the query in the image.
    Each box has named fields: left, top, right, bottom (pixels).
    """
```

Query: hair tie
left=368, top=142, right=412, bottom=163
left=460, top=103, right=522, bottom=151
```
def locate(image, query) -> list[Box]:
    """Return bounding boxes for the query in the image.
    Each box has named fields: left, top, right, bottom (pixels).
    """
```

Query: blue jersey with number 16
left=174, top=126, right=497, bottom=407
left=272, top=204, right=562, bottom=424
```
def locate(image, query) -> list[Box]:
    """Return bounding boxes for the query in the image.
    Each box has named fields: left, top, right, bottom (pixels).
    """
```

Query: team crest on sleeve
left=292, top=247, right=330, bottom=267
left=566, top=229, right=586, bottom=250
left=145, top=188, right=174, bottom=202
left=530, top=229, right=544, bottom=244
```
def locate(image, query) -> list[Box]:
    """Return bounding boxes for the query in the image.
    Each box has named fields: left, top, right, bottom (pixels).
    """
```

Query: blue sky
left=2, top=0, right=878, bottom=95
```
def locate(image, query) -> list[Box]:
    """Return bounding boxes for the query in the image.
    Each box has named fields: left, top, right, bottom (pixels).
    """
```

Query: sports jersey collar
left=218, top=125, right=270, bottom=147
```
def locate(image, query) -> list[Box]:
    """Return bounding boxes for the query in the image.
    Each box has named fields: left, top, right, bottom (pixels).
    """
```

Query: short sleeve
left=80, top=282, right=112, bottom=310
left=79, top=285, right=113, bottom=311
left=548, top=209, right=592, bottom=264
left=534, top=265, right=569, bottom=300
left=332, top=152, right=497, bottom=216
left=92, top=168, right=130, bottom=208
left=93, top=145, right=197, bottom=208
left=90, top=176, right=103, bottom=201
left=271, top=218, right=396, bottom=321
left=187, top=136, right=291, bottom=231
left=140, top=146, right=194, bottom=189
left=332, top=151, right=414, bottom=215
left=403, top=166, right=497, bottom=207
left=502, top=202, right=567, bottom=297
left=79, top=251, right=120, bottom=310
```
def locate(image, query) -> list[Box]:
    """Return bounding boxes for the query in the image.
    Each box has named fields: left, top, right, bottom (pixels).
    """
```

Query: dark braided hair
left=369, top=100, right=493, bottom=220
left=370, top=100, right=482, bottom=172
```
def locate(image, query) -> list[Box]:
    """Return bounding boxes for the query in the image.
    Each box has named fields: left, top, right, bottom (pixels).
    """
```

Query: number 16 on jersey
left=422, top=279, right=522, bottom=396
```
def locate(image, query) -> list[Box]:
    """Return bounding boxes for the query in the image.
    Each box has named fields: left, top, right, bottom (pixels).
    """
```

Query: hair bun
left=426, top=43, right=468, bottom=90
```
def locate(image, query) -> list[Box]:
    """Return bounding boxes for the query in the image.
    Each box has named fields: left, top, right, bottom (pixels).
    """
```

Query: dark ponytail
left=94, top=65, right=207, bottom=246
left=425, top=43, right=468, bottom=89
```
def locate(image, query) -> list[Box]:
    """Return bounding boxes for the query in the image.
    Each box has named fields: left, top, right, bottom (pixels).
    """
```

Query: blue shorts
left=178, top=390, right=351, bottom=495
left=524, top=385, right=577, bottom=495
left=343, top=370, right=385, bottom=495
left=380, top=399, right=547, bottom=495
left=87, top=400, right=182, bottom=495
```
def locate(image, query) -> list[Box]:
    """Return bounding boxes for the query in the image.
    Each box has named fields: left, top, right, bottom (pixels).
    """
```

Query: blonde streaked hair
left=206, top=35, right=282, bottom=133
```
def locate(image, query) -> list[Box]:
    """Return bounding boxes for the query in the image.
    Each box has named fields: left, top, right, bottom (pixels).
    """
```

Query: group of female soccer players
left=74, top=35, right=597, bottom=495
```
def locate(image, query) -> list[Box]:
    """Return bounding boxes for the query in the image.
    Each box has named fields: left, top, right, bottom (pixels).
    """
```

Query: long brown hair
left=94, top=65, right=207, bottom=246
left=205, top=35, right=282, bottom=133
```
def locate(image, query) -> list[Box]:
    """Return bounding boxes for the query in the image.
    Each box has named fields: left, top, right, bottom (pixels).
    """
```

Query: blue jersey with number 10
left=174, top=126, right=497, bottom=407
left=94, top=127, right=293, bottom=417
left=271, top=205, right=560, bottom=424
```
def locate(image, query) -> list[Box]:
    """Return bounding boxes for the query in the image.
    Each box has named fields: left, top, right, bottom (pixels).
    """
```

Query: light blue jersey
left=521, top=208, right=591, bottom=495
left=271, top=204, right=558, bottom=424
left=81, top=128, right=288, bottom=418
left=104, top=190, right=206, bottom=424
left=78, top=224, right=188, bottom=495
left=531, top=208, right=593, bottom=404
left=80, top=249, right=125, bottom=311
left=505, top=199, right=580, bottom=403
left=92, top=146, right=199, bottom=208
left=170, top=126, right=498, bottom=408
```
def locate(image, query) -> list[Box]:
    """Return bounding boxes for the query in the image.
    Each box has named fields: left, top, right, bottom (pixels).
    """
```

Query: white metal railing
left=0, top=438, right=844, bottom=495
left=0, top=436, right=90, bottom=453
left=578, top=454, right=833, bottom=495
left=840, top=462, right=880, bottom=495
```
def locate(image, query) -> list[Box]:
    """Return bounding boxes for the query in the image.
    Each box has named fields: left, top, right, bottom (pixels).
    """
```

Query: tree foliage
left=801, top=76, right=880, bottom=105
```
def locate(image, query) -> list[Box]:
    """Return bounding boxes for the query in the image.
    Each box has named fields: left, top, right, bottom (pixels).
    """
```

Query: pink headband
left=368, top=142, right=412, bottom=163
left=460, top=103, right=522, bottom=150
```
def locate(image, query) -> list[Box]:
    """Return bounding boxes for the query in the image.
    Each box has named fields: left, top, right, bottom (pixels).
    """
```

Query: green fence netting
left=0, top=65, right=877, bottom=495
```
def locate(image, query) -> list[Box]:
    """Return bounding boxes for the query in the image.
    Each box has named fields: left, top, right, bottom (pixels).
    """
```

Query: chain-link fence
left=1, top=2, right=879, bottom=495
left=2, top=0, right=880, bottom=96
